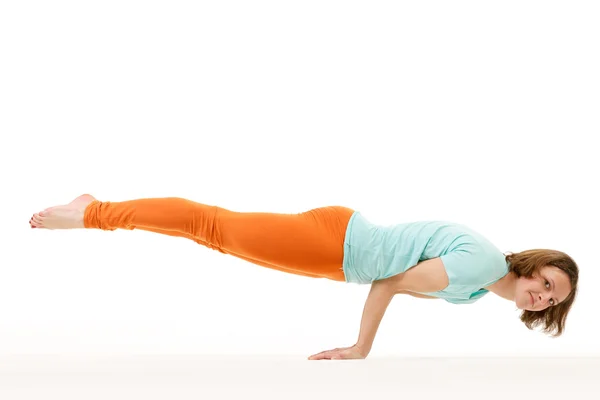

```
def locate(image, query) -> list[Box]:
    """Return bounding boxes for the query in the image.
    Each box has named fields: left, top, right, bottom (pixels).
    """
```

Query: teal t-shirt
left=341, top=211, right=509, bottom=304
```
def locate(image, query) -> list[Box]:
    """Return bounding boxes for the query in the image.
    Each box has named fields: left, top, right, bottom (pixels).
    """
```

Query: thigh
left=215, top=205, right=355, bottom=280
left=137, top=224, right=330, bottom=279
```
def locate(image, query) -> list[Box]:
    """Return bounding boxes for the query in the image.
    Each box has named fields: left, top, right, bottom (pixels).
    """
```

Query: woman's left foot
left=30, top=194, right=97, bottom=229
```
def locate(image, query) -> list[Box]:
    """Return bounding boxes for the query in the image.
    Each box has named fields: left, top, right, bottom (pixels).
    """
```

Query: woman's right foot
left=30, top=194, right=97, bottom=229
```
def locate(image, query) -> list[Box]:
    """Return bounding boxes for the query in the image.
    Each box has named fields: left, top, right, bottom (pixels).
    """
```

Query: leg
left=131, top=223, right=325, bottom=279
left=31, top=195, right=355, bottom=282
left=85, top=197, right=354, bottom=281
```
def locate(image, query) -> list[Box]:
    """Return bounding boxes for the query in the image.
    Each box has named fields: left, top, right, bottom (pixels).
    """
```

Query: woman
left=29, top=194, right=579, bottom=360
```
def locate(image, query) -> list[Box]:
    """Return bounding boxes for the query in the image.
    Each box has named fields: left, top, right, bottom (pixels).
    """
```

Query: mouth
left=529, top=292, right=534, bottom=308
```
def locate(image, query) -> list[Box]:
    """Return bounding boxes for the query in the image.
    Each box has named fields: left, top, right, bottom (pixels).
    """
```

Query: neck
left=485, top=271, right=517, bottom=302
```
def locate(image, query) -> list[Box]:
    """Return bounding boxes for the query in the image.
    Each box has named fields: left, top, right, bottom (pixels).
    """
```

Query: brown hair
left=505, top=249, right=579, bottom=337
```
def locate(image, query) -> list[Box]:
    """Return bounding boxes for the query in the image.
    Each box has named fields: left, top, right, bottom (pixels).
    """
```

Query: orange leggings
left=83, top=197, right=355, bottom=282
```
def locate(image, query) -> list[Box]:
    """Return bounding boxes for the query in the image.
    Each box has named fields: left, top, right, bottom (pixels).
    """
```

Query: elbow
left=373, top=272, right=406, bottom=294
left=372, top=276, right=402, bottom=296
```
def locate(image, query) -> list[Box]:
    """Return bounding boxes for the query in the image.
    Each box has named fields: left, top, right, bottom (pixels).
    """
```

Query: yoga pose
left=29, top=194, right=579, bottom=360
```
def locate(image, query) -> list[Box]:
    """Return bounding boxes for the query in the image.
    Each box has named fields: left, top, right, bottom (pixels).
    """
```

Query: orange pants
left=83, top=197, right=355, bottom=282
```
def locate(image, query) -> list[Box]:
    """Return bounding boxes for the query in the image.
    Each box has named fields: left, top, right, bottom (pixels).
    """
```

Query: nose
left=537, top=292, right=551, bottom=306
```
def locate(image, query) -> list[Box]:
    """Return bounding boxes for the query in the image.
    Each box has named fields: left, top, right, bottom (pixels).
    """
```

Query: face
left=514, top=265, right=572, bottom=311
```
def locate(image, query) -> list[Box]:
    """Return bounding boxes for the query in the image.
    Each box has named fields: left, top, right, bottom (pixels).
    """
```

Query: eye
left=545, top=280, right=556, bottom=306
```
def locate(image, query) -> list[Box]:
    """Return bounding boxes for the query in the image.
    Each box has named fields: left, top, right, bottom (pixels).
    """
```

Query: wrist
left=355, top=342, right=371, bottom=357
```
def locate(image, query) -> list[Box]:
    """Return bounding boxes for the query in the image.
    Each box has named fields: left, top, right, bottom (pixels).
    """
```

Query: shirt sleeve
left=439, top=243, right=498, bottom=292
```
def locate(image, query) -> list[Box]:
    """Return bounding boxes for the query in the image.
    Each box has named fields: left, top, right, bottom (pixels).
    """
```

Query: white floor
left=0, top=355, right=597, bottom=399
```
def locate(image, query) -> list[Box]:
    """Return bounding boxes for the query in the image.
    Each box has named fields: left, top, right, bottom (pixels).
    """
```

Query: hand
left=307, top=344, right=368, bottom=360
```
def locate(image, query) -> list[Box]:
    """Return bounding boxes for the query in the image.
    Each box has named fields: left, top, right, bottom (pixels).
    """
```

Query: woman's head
left=505, top=249, right=579, bottom=337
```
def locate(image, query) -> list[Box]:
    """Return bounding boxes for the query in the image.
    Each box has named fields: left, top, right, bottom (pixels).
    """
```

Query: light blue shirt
left=341, top=212, right=509, bottom=304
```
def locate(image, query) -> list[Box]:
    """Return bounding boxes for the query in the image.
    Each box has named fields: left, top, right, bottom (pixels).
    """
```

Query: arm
left=354, top=259, right=446, bottom=355
left=308, top=259, right=447, bottom=360
left=355, top=279, right=396, bottom=356
left=400, top=290, right=439, bottom=299
left=307, top=278, right=396, bottom=360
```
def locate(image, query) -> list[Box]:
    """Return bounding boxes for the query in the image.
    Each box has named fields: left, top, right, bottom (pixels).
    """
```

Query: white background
left=1, top=0, right=598, bottom=360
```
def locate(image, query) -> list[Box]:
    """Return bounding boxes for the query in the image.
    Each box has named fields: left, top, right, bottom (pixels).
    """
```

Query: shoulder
left=390, top=221, right=506, bottom=293
left=439, top=243, right=508, bottom=290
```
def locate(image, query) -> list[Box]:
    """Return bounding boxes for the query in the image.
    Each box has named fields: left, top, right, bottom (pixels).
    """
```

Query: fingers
left=308, top=351, right=330, bottom=360
left=308, top=348, right=342, bottom=360
left=308, top=345, right=366, bottom=361
left=309, top=354, right=333, bottom=360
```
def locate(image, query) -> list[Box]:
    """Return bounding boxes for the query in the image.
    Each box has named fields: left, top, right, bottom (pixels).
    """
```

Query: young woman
left=29, top=194, right=579, bottom=360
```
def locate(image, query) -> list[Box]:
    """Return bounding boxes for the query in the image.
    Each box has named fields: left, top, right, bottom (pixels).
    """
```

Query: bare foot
left=30, top=194, right=97, bottom=229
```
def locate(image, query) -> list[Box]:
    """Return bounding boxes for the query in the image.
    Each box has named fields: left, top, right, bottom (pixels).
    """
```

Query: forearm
left=355, top=279, right=396, bottom=356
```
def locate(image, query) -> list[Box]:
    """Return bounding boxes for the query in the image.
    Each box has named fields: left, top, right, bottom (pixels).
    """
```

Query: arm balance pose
left=29, top=194, right=579, bottom=360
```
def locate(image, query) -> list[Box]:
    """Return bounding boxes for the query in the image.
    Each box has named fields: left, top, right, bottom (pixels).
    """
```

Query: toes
left=31, top=221, right=44, bottom=229
left=31, top=214, right=44, bottom=227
